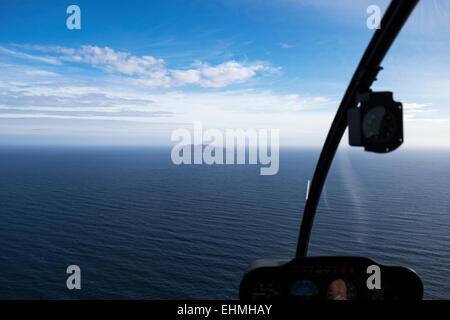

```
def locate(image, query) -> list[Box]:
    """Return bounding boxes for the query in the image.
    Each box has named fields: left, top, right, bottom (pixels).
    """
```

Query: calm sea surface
left=0, top=147, right=449, bottom=299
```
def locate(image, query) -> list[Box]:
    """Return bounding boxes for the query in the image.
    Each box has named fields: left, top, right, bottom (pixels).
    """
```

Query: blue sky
left=0, top=0, right=449, bottom=147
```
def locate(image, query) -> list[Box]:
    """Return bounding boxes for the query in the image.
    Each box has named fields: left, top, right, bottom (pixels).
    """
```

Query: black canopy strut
left=296, top=0, right=419, bottom=257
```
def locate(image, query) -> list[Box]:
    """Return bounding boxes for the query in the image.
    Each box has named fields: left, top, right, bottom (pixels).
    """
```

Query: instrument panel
left=240, top=256, right=423, bottom=300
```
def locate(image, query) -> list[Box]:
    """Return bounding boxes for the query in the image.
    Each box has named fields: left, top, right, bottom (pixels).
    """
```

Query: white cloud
left=3, top=84, right=102, bottom=97
left=403, top=102, right=439, bottom=116
left=0, top=113, right=170, bottom=123
left=0, top=46, right=62, bottom=65
left=403, top=103, right=430, bottom=109
left=60, top=45, right=166, bottom=76
left=23, top=70, right=59, bottom=77
left=170, top=69, right=201, bottom=85
left=3, top=45, right=278, bottom=88
left=278, top=43, right=295, bottom=49
left=0, top=79, right=329, bottom=117
left=170, top=61, right=280, bottom=88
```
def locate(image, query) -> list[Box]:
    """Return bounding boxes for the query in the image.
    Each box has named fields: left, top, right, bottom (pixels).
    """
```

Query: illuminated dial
left=291, top=280, right=319, bottom=298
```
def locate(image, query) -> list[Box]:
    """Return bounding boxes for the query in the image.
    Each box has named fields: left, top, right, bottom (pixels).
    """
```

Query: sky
left=0, top=0, right=449, bottom=147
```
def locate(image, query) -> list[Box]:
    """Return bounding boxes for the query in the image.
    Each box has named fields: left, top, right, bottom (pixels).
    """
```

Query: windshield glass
left=0, top=0, right=448, bottom=300
left=309, top=1, right=450, bottom=300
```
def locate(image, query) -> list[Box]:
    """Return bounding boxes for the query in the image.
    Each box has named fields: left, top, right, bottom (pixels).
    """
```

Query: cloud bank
left=6, top=44, right=280, bottom=88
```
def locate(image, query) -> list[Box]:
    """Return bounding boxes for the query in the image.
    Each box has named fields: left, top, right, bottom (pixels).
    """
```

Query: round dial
left=362, top=105, right=398, bottom=144
left=291, top=280, right=319, bottom=298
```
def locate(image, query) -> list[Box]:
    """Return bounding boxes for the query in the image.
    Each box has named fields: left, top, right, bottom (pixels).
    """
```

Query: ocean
left=0, top=147, right=449, bottom=299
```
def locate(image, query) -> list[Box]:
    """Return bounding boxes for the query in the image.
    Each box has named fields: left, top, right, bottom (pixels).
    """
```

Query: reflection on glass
left=327, top=279, right=348, bottom=300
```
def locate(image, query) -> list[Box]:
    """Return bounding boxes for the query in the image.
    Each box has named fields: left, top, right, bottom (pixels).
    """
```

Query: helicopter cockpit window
left=0, top=0, right=448, bottom=303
